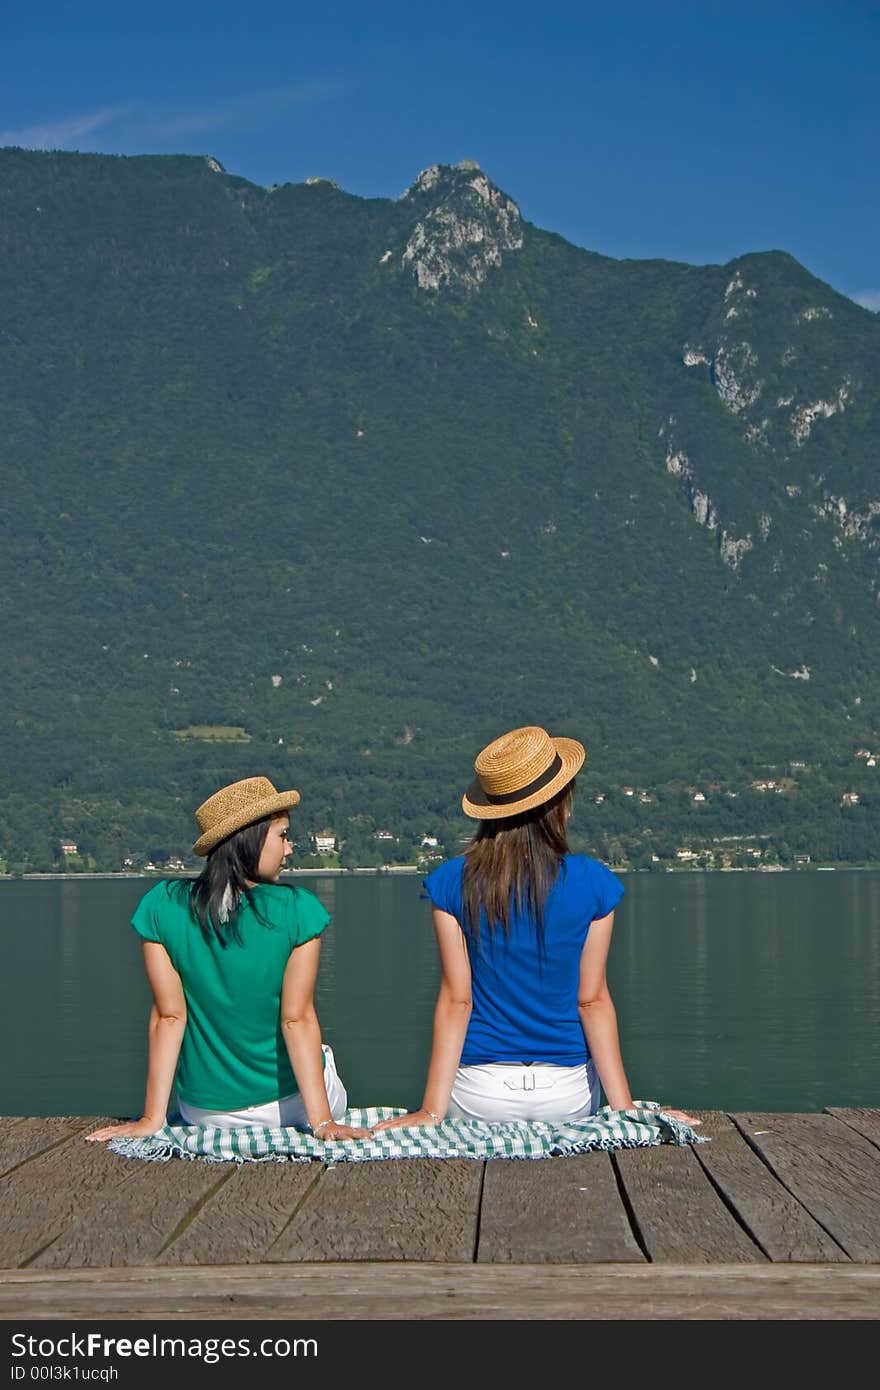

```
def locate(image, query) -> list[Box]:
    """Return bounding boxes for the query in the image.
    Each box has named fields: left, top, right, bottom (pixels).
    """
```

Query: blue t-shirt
left=423, top=854, right=624, bottom=1067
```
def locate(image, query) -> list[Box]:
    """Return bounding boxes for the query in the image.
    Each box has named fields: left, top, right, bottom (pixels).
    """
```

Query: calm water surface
left=3, top=869, right=879, bottom=1115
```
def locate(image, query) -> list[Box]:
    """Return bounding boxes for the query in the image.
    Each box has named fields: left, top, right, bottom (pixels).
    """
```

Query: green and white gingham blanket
left=107, top=1103, right=707, bottom=1165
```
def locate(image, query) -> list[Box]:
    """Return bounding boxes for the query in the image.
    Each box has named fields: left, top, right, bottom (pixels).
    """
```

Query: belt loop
left=523, top=1072, right=535, bottom=1091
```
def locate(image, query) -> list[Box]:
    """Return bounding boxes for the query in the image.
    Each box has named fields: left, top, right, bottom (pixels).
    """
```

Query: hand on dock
left=372, top=1108, right=443, bottom=1131
left=85, top=1118, right=166, bottom=1141
left=657, top=1108, right=702, bottom=1126
left=313, top=1120, right=374, bottom=1141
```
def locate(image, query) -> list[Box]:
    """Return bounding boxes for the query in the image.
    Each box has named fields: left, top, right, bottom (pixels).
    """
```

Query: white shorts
left=447, top=1058, right=600, bottom=1122
left=177, top=1044, right=347, bottom=1128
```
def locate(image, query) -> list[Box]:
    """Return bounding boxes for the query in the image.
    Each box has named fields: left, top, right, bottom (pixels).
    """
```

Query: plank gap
left=693, top=1137, right=772, bottom=1260
left=0, top=1127, right=92, bottom=1185
left=729, top=1116, right=851, bottom=1260
left=261, top=1162, right=326, bottom=1249
left=18, top=1231, right=63, bottom=1271
left=157, top=1168, right=236, bottom=1256
left=824, top=1108, right=880, bottom=1154
left=471, top=1162, right=488, bottom=1264
left=610, top=1151, right=651, bottom=1261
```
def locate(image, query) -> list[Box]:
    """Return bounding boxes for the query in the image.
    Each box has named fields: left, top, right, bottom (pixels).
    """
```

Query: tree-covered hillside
left=1, top=150, right=878, bottom=870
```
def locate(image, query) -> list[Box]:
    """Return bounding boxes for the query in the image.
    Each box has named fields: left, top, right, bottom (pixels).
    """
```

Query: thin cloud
left=852, top=290, right=880, bottom=312
left=0, top=84, right=336, bottom=153
left=140, top=85, right=336, bottom=138
left=0, top=105, right=132, bottom=149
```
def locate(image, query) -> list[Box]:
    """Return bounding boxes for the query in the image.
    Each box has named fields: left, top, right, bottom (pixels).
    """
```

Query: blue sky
left=1, top=0, right=877, bottom=305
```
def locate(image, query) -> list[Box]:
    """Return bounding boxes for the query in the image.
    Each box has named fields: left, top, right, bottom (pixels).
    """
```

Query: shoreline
left=1, top=866, right=423, bottom=880
left=1, top=863, right=878, bottom=881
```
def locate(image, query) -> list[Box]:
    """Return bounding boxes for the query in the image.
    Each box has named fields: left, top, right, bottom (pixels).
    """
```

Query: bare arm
left=86, top=942, right=186, bottom=1140
left=578, top=913, right=700, bottom=1124
left=280, top=937, right=370, bottom=1140
left=374, top=908, right=472, bottom=1130
left=577, top=911, right=634, bottom=1111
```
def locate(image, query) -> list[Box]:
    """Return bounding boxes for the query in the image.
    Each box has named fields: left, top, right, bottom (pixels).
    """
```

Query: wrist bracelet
left=425, top=1109, right=443, bottom=1123
left=312, top=1118, right=333, bottom=1134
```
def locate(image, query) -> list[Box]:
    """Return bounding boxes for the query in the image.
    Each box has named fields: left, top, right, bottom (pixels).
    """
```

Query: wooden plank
left=0, top=1117, right=95, bottom=1181
left=826, top=1107, right=880, bottom=1150
left=1, top=1262, right=878, bottom=1320
left=267, top=1159, right=483, bottom=1262
left=693, top=1112, right=846, bottom=1263
left=477, top=1153, right=644, bottom=1263
left=33, top=1160, right=233, bottom=1268
left=0, top=1123, right=128, bottom=1267
left=614, top=1144, right=765, bottom=1263
left=159, top=1162, right=322, bottom=1265
left=732, top=1112, right=880, bottom=1263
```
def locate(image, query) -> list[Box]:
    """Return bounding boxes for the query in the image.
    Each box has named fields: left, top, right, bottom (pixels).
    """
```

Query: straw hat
left=192, top=776, right=301, bottom=856
left=462, top=726, right=585, bottom=820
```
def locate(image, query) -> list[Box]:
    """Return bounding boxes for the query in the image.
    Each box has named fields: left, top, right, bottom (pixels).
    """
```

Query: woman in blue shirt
left=376, top=726, right=699, bottom=1128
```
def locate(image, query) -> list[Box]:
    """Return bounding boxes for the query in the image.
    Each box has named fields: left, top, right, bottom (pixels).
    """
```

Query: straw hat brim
left=192, top=790, right=301, bottom=856
left=461, top=736, right=585, bottom=820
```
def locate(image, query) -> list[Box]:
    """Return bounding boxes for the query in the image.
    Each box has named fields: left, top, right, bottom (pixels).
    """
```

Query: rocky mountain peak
left=398, top=161, right=523, bottom=294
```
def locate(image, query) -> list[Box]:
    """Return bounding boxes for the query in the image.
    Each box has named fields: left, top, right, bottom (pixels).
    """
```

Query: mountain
left=1, top=148, right=878, bottom=870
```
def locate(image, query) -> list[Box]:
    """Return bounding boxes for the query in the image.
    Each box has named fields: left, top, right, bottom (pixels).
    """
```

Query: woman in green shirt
left=86, top=777, right=368, bottom=1143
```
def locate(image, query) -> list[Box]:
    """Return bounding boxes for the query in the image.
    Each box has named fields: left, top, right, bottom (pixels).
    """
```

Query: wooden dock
left=2, top=1109, right=879, bottom=1320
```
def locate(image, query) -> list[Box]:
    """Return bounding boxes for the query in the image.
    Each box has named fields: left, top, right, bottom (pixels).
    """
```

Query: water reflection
left=618, top=870, right=880, bottom=1111
left=2, top=870, right=878, bottom=1116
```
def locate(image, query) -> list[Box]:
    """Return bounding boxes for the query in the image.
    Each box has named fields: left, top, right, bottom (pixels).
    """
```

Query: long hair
left=173, top=815, right=277, bottom=946
left=461, top=780, right=575, bottom=951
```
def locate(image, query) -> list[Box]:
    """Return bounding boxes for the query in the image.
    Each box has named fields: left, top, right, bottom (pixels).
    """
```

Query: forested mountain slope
left=1, top=150, right=878, bottom=867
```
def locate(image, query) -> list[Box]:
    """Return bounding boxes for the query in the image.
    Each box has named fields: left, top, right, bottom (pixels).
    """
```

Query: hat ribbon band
left=482, top=753, right=563, bottom=804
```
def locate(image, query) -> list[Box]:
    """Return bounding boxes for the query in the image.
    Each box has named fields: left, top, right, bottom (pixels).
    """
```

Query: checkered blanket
left=106, top=1103, right=707, bottom=1164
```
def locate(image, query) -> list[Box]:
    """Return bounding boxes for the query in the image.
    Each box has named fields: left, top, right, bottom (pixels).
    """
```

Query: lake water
left=3, top=869, right=879, bottom=1116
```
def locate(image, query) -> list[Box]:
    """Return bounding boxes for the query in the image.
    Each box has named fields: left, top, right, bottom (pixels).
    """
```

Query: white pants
left=447, top=1059, right=600, bottom=1122
left=178, top=1044, right=347, bottom=1128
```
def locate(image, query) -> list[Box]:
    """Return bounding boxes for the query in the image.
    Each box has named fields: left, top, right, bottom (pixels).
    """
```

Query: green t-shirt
left=131, top=879, right=330, bottom=1110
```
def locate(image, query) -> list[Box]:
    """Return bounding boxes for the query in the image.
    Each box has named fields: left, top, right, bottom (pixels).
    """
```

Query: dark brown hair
left=460, top=780, right=575, bottom=949
left=170, top=814, right=276, bottom=946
